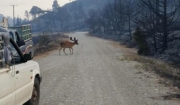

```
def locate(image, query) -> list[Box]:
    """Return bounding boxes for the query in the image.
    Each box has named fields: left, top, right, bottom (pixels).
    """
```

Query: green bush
left=134, top=27, right=149, bottom=55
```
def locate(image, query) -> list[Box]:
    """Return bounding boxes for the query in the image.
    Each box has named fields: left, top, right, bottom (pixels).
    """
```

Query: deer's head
left=70, top=37, right=78, bottom=45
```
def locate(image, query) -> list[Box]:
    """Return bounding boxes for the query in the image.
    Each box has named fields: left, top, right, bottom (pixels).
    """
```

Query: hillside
left=63, top=0, right=109, bottom=13
left=28, top=0, right=110, bottom=32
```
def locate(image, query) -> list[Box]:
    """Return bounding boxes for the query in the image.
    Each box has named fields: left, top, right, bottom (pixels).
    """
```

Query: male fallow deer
left=59, top=37, right=78, bottom=55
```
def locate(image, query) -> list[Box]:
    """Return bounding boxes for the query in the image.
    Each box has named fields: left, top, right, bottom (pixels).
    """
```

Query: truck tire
left=24, top=78, right=40, bottom=105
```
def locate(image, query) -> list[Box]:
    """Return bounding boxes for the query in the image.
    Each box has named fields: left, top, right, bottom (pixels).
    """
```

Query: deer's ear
left=70, top=37, right=72, bottom=40
left=74, top=37, right=76, bottom=40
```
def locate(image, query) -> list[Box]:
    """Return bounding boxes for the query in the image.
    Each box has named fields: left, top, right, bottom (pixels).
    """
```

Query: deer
left=59, top=37, right=78, bottom=55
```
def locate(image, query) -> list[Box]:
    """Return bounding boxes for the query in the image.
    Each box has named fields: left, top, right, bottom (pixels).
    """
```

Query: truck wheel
left=24, top=78, right=40, bottom=105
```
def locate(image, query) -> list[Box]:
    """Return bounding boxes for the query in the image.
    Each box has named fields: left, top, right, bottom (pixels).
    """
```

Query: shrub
left=38, top=34, right=51, bottom=46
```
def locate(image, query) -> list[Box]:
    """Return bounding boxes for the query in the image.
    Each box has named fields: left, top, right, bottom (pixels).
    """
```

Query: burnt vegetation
left=21, top=0, right=109, bottom=32
left=85, top=0, right=180, bottom=67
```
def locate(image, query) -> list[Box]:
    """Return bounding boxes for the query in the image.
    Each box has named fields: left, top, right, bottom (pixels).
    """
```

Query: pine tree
left=52, top=0, right=59, bottom=11
left=134, top=27, right=149, bottom=55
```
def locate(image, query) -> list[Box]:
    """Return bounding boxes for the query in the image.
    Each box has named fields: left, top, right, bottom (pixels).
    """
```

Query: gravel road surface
left=35, top=32, right=179, bottom=105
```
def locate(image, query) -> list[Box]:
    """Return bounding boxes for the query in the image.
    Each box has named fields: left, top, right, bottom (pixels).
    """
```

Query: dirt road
left=35, top=32, right=179, bottom=105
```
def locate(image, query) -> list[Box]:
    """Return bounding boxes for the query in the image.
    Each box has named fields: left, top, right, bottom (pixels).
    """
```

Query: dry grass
left=121, top=54, right=180, bottom=89
left=34, top=42, right=59, bottom=56
left=108, top=37, right=180, bottom=89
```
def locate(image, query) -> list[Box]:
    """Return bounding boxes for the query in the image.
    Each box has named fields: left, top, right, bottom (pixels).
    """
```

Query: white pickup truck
left=0, top=28, right=41, bottom=105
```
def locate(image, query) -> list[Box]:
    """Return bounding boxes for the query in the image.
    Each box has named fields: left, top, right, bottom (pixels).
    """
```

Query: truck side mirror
left=17, top=40, right=25, bottom=47
left=23, top=54, right=31, bottom=62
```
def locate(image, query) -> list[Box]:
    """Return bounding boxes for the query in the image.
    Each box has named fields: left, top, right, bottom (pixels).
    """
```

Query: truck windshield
left=9, top=32, right=14, bottom=39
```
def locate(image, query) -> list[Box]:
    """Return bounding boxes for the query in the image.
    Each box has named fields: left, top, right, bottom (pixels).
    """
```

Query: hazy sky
left=0, top=0, right=70, bottom=18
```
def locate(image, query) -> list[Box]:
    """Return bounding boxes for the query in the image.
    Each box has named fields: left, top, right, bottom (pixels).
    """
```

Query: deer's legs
left=63, top=48, right=67, bottom=55
left=69, top=48, right=71, bottom=54
left=71, top=48, right=73, bottom=55
left=59, top=47, right=62, bottom=55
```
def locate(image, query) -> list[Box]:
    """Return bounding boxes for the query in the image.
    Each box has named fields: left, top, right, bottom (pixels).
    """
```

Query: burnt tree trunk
left=128, top=16, right=132, bottom=40
left=162, top=0, right=168, bottom=52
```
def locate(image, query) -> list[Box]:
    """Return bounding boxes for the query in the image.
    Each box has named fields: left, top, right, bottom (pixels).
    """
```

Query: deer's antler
left=74, top=37, right=78, bottom=41
left=70, top=37, right=74, bottom=41
left=70, top=37, right=78, bottom=41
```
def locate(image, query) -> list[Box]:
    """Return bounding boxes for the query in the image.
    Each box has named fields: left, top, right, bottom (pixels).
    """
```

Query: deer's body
left=59, top=37, right=78, bottom=55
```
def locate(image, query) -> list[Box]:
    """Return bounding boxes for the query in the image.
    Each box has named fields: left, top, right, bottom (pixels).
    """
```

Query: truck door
left=14, top=63, right=34, bottom=105
left=0, top=67, right=15, bottom=105
left=10, top=42, right=34, bottom=105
